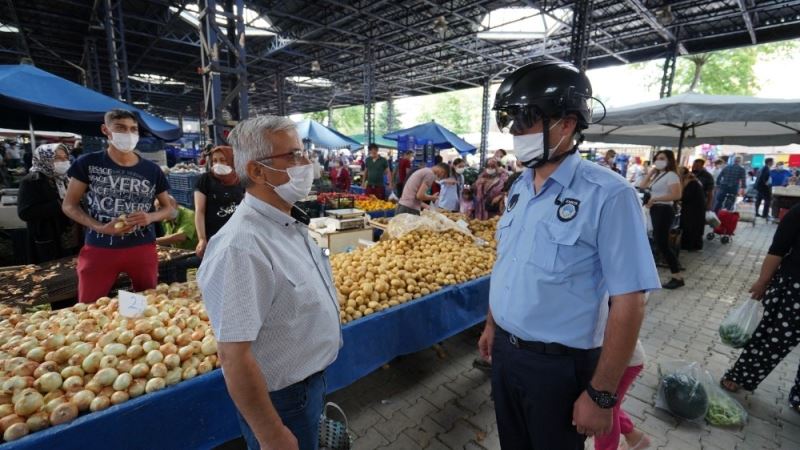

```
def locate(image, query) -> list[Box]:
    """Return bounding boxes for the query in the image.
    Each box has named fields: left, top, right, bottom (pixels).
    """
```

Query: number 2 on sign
left=118, top=290, right=147, bottom=318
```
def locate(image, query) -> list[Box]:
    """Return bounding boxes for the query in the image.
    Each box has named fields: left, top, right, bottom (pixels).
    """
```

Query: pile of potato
left=329, top=224, right=497, bottom=324
left=0, top=282, right=218, bottom=442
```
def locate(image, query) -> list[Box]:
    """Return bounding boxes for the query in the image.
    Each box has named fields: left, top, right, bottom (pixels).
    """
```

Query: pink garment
left=594, top=364, right=644, bottom=450
left=460, top=199, right=475, bottom=219
left=473, top=171, right=508, bottom=220
left=399, top=167, right=435, bottom=211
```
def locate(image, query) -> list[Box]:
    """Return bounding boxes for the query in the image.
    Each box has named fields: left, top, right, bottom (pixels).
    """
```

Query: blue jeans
left=237, top=372, right=326, bottom=450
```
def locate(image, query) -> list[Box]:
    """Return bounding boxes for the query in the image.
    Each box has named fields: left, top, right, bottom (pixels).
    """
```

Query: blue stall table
left=2, top=277, right=489, bottom=450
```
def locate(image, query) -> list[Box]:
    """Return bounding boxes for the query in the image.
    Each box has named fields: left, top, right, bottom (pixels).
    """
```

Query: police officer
left=478, top=61, right=661, bottom=449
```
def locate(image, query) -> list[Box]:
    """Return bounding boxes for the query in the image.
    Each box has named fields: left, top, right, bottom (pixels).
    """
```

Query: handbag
left=318, top=402, right=352, bottom=450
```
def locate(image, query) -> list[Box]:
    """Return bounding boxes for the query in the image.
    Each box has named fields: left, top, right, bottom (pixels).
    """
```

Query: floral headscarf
left=30, top=143, right=70, bottom=200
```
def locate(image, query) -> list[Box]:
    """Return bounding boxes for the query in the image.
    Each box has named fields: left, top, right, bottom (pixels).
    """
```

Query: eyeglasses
left=259, top=149, right=309, bottom=165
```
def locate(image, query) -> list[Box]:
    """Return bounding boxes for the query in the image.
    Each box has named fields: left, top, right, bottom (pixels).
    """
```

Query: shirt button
left=512, top=258, right=517, bottom=262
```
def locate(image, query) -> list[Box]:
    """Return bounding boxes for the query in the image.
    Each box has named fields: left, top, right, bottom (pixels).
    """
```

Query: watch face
left=589, top=386, right=617, bottom=409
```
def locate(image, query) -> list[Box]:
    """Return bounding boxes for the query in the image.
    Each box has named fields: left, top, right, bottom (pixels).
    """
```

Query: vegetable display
left=329, top=217, right=497, bottom=324
left=661, top=372, right=709, bottom=421
left=0, top=282, right=218, bottom=442
left=354, top=197, right=396, bottom=212
left=718, top=323, right=752, bottom=349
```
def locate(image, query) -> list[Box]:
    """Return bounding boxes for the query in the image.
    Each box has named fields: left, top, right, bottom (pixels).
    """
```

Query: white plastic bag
left=719, top=299, right=762, bottom=348
left=705, top=211, right=721, bottom=228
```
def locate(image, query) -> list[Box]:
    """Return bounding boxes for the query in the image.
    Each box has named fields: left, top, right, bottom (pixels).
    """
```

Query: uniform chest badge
left=507, top=193, right=519, bottom=211
left=557, top=198, right=580, bottom=222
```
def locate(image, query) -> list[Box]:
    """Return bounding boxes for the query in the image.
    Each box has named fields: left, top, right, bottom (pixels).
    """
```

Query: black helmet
left=494, top=61, right=594, bottom=132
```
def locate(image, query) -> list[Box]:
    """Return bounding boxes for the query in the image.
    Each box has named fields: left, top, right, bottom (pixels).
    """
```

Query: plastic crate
left=176, top=148, right=199, bottom=159
left=171, top=189, right=194, bottom=209
left=168, top=172, right=200, bottom=191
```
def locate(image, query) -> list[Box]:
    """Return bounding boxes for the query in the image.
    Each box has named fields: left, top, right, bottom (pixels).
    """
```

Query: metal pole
left=479, top=78, right=491, bottom=170
left=104, top=0, right=122, bottom=101
left=569, top=0, right=593, bottom=71
left=276, top=72, right=286, bottom=116
left=114, top=0, right=131, bottom=103
left=28, top=116, right=36, bottom=153
left=660, top=40, right=679, bottom=99
left=363, top=42, right=375, bottom=144
left=327, top=106, right=333, bottom=128
left=386, top=96, right=395, bottom=133
left=677, top=124, right=687, bottom=163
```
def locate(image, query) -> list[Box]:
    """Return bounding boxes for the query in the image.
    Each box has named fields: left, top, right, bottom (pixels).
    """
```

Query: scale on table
left=325, top=208, right=367, bottom=230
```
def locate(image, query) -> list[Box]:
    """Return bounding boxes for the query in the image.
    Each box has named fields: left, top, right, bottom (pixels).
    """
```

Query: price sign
left=118, top=290, right=147, bottom=318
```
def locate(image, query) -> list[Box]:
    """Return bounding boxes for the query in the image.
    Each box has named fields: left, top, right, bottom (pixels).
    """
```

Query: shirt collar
left=549, top=151, right=581, bottom=188
left=244, top=193, right=297, bottom=227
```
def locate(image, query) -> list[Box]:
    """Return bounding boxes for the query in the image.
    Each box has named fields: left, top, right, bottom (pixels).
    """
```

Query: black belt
left=497, top=327, right=600, bottom=357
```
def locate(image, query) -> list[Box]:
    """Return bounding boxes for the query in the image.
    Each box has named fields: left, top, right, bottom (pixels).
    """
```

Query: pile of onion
left=0, top=282, right=219, bottom=442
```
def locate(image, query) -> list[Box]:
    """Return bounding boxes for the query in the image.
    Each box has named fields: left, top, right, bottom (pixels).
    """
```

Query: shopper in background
left=755, top=158, right=775, bottom=218
left=627, top=157, right=645, bottom=186
left=494, top=149, right=507, bottom=165
left=473, top=158, right=508, bottom=220
left=17, top=143, right=81, bottom=264
left=194, top=145, right=244, bottom=258
left=710, top=158, right=725, bottom=181
left=328, top=159, right=351, bottom=193
left=362, top=143, right=392, bottom=200
left=788, top=170, right=800, bottom=186
left=597, top=149, right=618, bottom=173
left=771, top=161, right=792, bottom=187
left=640, top=150, right=684, bottom=289
left=691, top=158, right=715, bottom=210
left=397, top=163, right=450, bottom=215
left=155, top=195, right=198, bottom=251
left=62, top=109, right=174, bottom=303
left=395, top=150, right=414, bottom=197
left=679, top=167, right=707, bottom=252
left=435, top=158, right=465, bottom=212
left=714, top=156, right=747, bottom=212
left=721, top=203, right=800, bottom=414
left=483, top=61, right=659, bottom=449
left=198, top=116, right=341, bottom=450
left=460, top=187, right=475, bottom=219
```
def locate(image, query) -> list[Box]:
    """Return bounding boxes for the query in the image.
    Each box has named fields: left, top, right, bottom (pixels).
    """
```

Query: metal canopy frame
left=0, top=0, right=800, bottom=121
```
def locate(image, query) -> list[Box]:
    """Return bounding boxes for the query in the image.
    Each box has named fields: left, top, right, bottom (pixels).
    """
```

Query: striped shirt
left=716, top=164, right=747, bottom=191
left=198, top=194, right=341, bottom=391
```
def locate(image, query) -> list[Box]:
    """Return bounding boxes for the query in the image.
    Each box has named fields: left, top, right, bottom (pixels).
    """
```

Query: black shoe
left=663, top=278, right=685, bottom=289
left=472, top=357, right=492, bottom=372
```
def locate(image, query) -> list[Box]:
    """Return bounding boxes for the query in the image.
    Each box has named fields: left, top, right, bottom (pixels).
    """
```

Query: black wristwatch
left=586, top=384, right=617, bottom=409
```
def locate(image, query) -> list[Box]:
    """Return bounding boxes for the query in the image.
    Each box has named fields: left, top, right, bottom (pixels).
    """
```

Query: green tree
left=376, top=100, right=402, bottom=136
left=302, top=110, right=328, bottom=124
left=417, top=90, right=480, bottom=134
left=331, top=105, right=364, bottom=136
left=669, top=41, right=795, bottom=96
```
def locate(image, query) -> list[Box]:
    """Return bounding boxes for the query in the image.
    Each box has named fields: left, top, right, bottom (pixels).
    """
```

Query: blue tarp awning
left=0, top=64, right=182, bottom=141
left=383, top=121, right=476, bottom=154
left=295, top=119, right=362, bottom=150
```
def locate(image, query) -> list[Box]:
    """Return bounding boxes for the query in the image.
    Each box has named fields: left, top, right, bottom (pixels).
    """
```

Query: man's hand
left=749, top=278, right=769, bottom=300
left=94, top=220, right=135, bottom=236
left=478, top=323, right=495, bottom=361
left=260, top=424, right=298, bottom=450
left=125, top=211, right=154, bottom=227
left=572, top=391, right=612, bottom=437
left=196, top=239, right=208, bottom=258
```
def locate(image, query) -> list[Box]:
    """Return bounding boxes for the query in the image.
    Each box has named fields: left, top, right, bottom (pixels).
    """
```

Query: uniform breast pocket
left=495, top=215, right=514, bottom=256
left=529, top=221, right=581, bottom=272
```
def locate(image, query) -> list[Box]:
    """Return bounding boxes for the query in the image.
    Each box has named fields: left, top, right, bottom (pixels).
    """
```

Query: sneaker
left=663, top=278, right=685, bottom=289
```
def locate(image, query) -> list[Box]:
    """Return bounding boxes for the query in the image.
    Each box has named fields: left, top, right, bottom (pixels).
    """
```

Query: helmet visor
left=495, top=106, right=542, bottom=134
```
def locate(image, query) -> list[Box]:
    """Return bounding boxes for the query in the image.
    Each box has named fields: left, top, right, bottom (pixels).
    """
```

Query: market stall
left=0, top=274, right=488, bottom=450
left=772, top=186, right=800, bottom=220
left=0, top=248, right=196, bottom=308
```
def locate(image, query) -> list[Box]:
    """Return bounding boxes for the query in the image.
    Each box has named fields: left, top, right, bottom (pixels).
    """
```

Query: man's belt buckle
left=509, top=334, right=519, bottom=347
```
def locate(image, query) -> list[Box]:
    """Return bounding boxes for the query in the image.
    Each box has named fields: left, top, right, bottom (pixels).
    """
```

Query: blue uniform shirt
left=489, top=152, right=661, bottom=349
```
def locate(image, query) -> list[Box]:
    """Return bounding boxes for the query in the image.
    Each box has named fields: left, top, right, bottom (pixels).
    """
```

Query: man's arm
left=385, top=164, right=394, bottom=189
left=416, top=182, right=437, bottom=202
left=156, top=232, right=187, bottom=246
left=218, top=342, right=298, bottom=450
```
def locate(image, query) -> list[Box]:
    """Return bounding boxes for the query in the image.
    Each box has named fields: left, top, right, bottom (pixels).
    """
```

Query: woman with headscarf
left=678, top=167, right=707, bottom=251
left=193, top=146, right=244, bottom=257
left=17, top=143, right=81, bottom=263
left=474, top=158, right=509, bottom=220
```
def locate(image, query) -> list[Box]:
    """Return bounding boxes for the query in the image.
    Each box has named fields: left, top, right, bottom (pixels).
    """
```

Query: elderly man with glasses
left=198, top=116, right=341, bottom=450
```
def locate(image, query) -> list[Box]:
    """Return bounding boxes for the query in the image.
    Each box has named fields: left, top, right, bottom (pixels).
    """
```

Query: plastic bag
left=387, top=192, right=399, bottom=202
left=719, top=299, right=762, bottom=348
left=705, top=211, right=721, bottom=228
left=705, top=382, right=748, bottom=427
left=386, top=210, right=479, bottom=243
left=656, top=361, right=710, bottom=422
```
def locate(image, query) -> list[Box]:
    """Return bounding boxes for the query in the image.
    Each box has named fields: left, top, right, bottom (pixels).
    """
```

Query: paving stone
left=352, top=428, right=389, bottom=450
left=378, top=432, right=420, bottom=450
left=438, top=419, right=481, bottom=449
left=404, top=398, right=438, bottom=424
left=430, top=401, right=470, bottom=431
left=374, top=410, right=417, bottom=442
left=403, top=416, right=446, bottom=448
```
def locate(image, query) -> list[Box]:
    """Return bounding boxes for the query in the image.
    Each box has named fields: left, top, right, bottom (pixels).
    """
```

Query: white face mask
left=513, top=119, right=564, bottom=167
left=258, top=162, right=314, bottom=205
left=53, top=161, right=70, bottom=176
left=455, top=167, right=465, bottom=174
left=212, top=163, right=233, bottom=176
left=110, top=132, right=139, bottom=153
left=654, top=160, right=668, bottom=170
left=486, top=168, right=497, bottom=176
